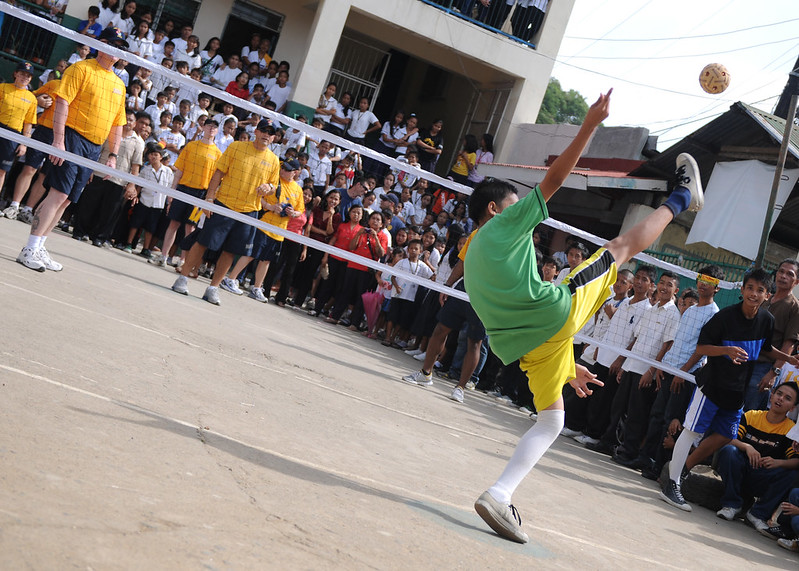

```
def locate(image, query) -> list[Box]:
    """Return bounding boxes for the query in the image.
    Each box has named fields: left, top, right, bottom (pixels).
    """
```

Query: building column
left=292, top=0, right=350, bottom=109
left=496, top=77, right=548, bottom=164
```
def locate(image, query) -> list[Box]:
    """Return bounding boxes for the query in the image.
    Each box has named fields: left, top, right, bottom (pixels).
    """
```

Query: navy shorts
left=250, top=231, right=282, bottom=262
left=23, top=125, right=54, bottom=170
left=0, top=123, right=21, bottom=172
left=196, top=200, right=258, bottom=256
left=388, top=297, right=417, bottom=330
left=683, top=389, right=742, bottom=440
left=436, top=281, right=486, bottom=341
left=168, top=184, right=205, bottom=224
left=129, top=203, right=163, bottom=234
left=45, top=127, right=102, bottom=203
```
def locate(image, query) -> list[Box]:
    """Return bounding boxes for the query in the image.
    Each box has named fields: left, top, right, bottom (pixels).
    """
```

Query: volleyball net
left=0, top=3, right=747, bottom=383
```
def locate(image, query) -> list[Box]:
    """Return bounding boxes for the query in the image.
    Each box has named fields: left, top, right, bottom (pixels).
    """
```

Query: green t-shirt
left=464, top=185, right=572, bottom=364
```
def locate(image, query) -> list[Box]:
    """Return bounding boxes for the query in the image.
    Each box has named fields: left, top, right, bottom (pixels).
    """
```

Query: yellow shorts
left=520, top=248, right=617, bottom=411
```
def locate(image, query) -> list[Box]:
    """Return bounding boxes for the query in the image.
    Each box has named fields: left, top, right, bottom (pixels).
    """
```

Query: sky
left=550, top=0, right=799, bottom=150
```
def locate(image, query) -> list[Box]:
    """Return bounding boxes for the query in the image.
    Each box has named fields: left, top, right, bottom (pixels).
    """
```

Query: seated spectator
left=211, top=54, right=242, bottom=89
left=715, top=382, right=799, bottom=534
left=77, top=6, right=103, bottom=52
left=200, top=37, right=224, bottom=85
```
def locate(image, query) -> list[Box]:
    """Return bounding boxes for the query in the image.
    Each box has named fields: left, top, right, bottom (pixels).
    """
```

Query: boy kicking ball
left=464, top=90, right=705, bottom=543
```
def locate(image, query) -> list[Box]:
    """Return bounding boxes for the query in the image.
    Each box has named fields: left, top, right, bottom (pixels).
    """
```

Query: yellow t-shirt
left=173, top=140, right=221, bottom=190
left=34, top=80, right=59, bottom=129
left=55, top=59, right=127, bottom=144
left=0, top=83, right=37, bottom=132
left=214, top=141, right=280, bottom=213
left=260, top=176, right=305, bottom=241
left=458, top=229, right=477, bottom=262
left=451, top=151, right=476, bottom=177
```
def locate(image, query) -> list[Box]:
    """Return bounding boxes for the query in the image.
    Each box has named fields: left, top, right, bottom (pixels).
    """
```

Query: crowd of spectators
left=0, top=0, right=797, bottom=557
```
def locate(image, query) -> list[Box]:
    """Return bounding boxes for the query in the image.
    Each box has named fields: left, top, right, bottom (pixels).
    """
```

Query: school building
left=8, top=0, right=574, bottom=171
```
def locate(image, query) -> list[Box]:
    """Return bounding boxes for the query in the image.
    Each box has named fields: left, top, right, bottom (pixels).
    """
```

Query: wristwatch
left=772, top=366, right=781, bottom=376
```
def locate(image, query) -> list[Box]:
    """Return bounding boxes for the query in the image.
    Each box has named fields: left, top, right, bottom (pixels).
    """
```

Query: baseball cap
left=16, top=61, right=34, bottom=75
left=381, top=193, right=399, bottom=205
left=281, top=158, right=301, bottom=172
left=99, top=26, right=130, bottom=50
left=255, top=119, right=276, bottom=134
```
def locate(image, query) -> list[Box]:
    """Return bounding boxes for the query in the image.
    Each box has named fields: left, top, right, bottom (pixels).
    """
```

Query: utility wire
left=565, top=17, right=799, bottom=42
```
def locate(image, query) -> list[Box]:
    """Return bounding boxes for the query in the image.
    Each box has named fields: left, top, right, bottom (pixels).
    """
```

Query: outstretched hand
left=584, top=89, right=612, bottom=129
left=570, top=363, right=603, bottom=398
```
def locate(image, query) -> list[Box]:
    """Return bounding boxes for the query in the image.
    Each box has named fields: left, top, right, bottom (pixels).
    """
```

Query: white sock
left=40, top=236, right=47, bottom=247
left=10, top=201, right=19, bottom=208
left=669, top=428, right=700, bottom=484
left=26, top=235, right=41, bottom=250
left=20, top=205, right=31, bottom=212
left=487, top=409, right=565, bottom=504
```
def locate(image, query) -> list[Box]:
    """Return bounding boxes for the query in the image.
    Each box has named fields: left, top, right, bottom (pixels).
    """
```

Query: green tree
left=536, top=78, right=589, bottom=125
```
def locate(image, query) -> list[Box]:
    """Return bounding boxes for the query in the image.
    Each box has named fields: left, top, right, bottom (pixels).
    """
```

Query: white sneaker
left=450, top=386, right=464, bottom=403
left=413, top=351, right=427, bottom=362
left=675, top=153, right=704, bottom=212
left=745, top=511, right=770, bottom=535
left=465, top=380, right=476, bottom=390
left=404, top=348, right=423, bottom=356
left=202, top=285, right=221, bottom=306
left=496, top=395, right=513, bottom=406
left=248, top=287, right=268, bottom=303
left=3, top=204, right=19, bottom=219
left=37, top=247, right=63, bottom=271
left=172, top=275, right=189, bottom=295
left=148, top=253, right=166, bottom=266
left=560, top=427, right=583, bottom=438
left=220, top=277, right=243, bottom=295
left=716, top=506, right=740, bottom=521
left=487, top=389, right=503, bottom=398
left=574, top=434, right=599, bottom=446
left=17, top=207, right=33, bottom=224
left=518, top=405, right=532, bottom=414
left=16, top=246, right=45, bottom=272
left=402, top=370, right=432, bottom=386
left=777, top=538, right=799, bottom=552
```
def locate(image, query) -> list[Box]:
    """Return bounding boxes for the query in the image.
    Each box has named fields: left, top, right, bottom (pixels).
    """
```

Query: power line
left=561, top=36, right=799, bottom=60
left=565, top=17, right=799, bottom=42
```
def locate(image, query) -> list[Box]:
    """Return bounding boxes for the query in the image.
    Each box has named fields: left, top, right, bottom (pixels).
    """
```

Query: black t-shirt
left=695, top=303, right=774, bottom=410
left=416, top=128, right=443, bottom=162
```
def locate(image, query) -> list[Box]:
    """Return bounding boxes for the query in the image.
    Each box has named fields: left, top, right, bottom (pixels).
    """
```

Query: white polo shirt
left=623, top=300, right=681, bottom=375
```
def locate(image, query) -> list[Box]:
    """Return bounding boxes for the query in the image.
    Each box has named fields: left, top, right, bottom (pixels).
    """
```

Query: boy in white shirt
left=160, top=116, right=186, bottom=165
left=214, top=118, right=236, bottom=153
left=265, top=70, right=291, bottom=114
left=385, top=239, right=434, bottom=349
left=124, top=143, right=174, bottom=257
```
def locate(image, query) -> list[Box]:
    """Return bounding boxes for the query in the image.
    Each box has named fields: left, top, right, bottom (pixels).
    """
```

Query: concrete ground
left=0, top=220, right=796, bottom=570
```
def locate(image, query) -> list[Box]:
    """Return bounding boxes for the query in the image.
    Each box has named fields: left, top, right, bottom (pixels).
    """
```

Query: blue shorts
left=167, top=184, right=205, bottom=224
left=23, top=125, right=54, bottom=170
left=45, top=127, right=102, bottom=203
left=683, top=389, right=742, bottom=440
left=196, top=200, right=257, bottom=256
left=436, top=281, right=486, bottom=341
left=0, top=123, right=21, bottom=172
left=250, top=231, right=282, bottom=262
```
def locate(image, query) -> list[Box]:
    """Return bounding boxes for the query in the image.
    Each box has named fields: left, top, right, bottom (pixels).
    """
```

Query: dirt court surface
left=0, top=221, right=795, bottom=570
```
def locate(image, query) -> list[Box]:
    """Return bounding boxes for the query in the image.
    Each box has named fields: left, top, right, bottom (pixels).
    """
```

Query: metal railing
left=419, top=0, right=544, bottom=49
left=0, top=0, right=61, bottom=67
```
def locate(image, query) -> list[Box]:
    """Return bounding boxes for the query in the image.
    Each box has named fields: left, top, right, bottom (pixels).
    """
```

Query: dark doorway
left=219, top=0, right=284, bottom=60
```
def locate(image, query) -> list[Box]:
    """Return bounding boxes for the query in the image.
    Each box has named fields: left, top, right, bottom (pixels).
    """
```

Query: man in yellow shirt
left=221, top=158, right=306, bottom=302
left=0, top=62, right=37, bottom=202
left=17, top=27, right=128, bottom=273
left=172, top=120, right=280, bottom=305
left=3, top=74, right=59, bottom=222
left=155, top=119, right=222, bottom=267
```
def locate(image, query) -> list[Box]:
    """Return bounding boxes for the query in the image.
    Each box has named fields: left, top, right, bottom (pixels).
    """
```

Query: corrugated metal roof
left=738, top=102, right=799, bottom=159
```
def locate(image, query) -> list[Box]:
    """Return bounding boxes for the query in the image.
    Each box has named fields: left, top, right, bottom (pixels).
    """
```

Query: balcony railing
left=419, top=0, right=546, bottom=48
left=0, top=0, right=61, bottom=67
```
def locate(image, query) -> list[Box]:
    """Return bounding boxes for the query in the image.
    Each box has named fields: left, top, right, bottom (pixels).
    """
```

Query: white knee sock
left=669, top=428, right=700, bottom=484
left=488, top=409, right=565, bottom=504
left=26, top=235, right=41, bottom=250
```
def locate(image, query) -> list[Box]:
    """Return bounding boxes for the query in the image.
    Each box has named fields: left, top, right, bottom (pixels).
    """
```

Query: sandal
left=381, top=340, right=393, bottom=347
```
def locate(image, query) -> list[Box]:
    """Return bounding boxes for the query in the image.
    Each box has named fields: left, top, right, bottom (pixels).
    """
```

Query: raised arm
left=540, top=89, right=612, bottom=201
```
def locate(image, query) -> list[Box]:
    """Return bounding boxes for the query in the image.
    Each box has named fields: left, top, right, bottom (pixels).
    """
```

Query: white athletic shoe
left=3, top=204, right=19, bottom=220
left=37, top=247, right=63, bottom=271
left=574, top=434, right=599, bottom=446
left=220, top=277, right=243, bottom=295
left=16, top=246, right=45, bottom=272
left=172, top=275, right=189, bottom=295
left=248, top=287, right=268, bottom=303
left=202, top=285, right=222, bottom=306
left=402, top=370, right=431, bottom=386
left=404, top=348, right=423, bottom=357
left=413, top=351, right=427, bottom=362
left=450, top=386, right=465, bottom=403
left=560, top=427, right=583, bottom=438
left=716, top=506, right=740, bottom=521
left=675, top=153, right=704, bottom=212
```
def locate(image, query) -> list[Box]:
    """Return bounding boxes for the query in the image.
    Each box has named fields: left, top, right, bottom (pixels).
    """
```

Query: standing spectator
left=127, top=19, right=153, bottom=60
left=314, top=82, right=338, bottom=126
left=416, top=119, right=444, bottom=172
left=71, top=108, right=144, bottom=247
left=174, top=35, right=201, bottom=70
left=327, top=91, right=352, bottom=137
left=448, top=134, right=478, bottom=186
left=16, top=28, right=129, bottom=272
left=296, top=189, right=342, bottom=313
left=171, top=24, right=193, bottom=53
left=264, top=70, right=291, bottom=115
left=346, top=96, right=380, bottom=146
left=210, top=54, right=242, bottom=90
left=241, top=33, right=261, bottom=66
left=467, top=133, right=494, bottom=186
left=745, top=259, right=799, bottom=411
left=0, top=62, right=37, bottom=203
left=97, top=0, right=120, bottom=29
left=77, top=6, right=103, bottom=45
left=199, top=38, right=224, bottom=85
left=171, top=121, right=280, bottom=305
left=123, top=141, right=173, bottom=256
left=111, top=0, right=137, bottom=38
